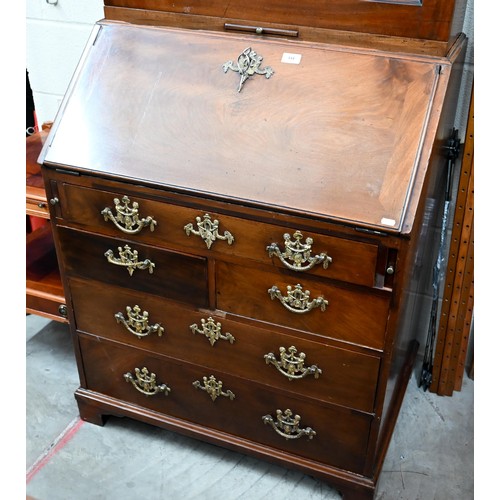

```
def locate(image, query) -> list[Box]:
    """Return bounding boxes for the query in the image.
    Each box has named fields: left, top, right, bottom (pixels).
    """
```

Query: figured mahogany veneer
left=216, top=261, right=391, bottom=350
left=40, top=14, right=466, bottom=499
left=56, top=182, right=380, bottom=287
left=70, top=277, right=381, bottom=413
left=79, top=333, right=372, bottom=475
left=57, top=226, right=209, bottom=307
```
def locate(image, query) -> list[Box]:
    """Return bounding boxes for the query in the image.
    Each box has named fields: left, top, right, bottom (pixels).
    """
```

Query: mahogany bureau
left=39, top=2, right=467, bottom=498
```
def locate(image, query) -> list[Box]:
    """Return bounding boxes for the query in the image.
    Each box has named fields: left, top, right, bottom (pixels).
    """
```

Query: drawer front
left=26, top=290, right=68, bottom=323
left=216, top=262, right=390, bottom=350
left=70, top=278, right=380, bottom=412
left=79, top=334, right=372, bottom=474
left=26, top=197, right=49, bottom=218
left=57, top=227, right=209, bottom=308
left=58, top=182, right=378, bottom=286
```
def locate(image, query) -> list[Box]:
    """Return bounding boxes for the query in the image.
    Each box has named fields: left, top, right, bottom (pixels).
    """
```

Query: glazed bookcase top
left=103, top=0, right=466, bottom=42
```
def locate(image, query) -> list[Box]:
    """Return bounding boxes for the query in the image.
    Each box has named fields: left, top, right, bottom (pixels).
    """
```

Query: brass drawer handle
left=262, top=409, right=316, bottom=440
left=104, top=244, right=155, bottom=276
left=267, top=231, right=332, bottom=272
left=184, top=213, right=234, bottom=249
left=193, top=375, right=236, bottom=402
left=115, top=305, right=164, bottom=339
left=190, top=317, right=235, bottom=346
left=264, top=346, right=322, bottom=381
left=102, top=195, right=157, bottom=234
left=268, top=284, right=328, bottom=314
left=124, top=367, right=170, bottom=396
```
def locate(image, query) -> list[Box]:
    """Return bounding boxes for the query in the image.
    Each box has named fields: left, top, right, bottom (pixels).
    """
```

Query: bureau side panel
left=370, top=38, right=467, bottom=480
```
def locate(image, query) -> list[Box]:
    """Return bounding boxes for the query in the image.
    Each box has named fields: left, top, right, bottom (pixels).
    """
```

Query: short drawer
left=79, top=334, right=373, bottom=475
left=216, top=262, right=390, bottom=350
left=57, top=227, right=208, bottom=308
left=70, top=277, right=381, bottom=412
left=57, top=182, right=379, bottom=286
left=26, top=196, right=50, bottom=218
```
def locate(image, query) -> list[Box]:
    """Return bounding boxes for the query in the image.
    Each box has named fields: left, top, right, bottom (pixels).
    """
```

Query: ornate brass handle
left=262, top=409, right=316, bottom=440
left=102, top=195, right=157, bottom=234
left=267, top=231, right=332, bottom=272
left=190, top=317, right=235, bottom=346
left=264, top=346, right=322, bottom=381
left=184, top=213, right=234, bottom=249
left=193, top=375, right=236, bottom=402
left=115, top=305, right=164, bottom=339
left=123, top=367, right=170, bottom=396
left=268, top=284, right=328, bottom=314
left=104, top=244, right=155, bottom=276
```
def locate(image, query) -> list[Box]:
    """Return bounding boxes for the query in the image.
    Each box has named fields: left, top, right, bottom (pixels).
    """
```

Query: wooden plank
left=430, top=86, right=473, bottom=395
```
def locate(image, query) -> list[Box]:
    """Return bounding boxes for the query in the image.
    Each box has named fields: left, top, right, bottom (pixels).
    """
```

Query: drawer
left=79, top=334, right=372, bottom=475
left=70, top=277, right=381, bottom=412
left=26, top=196, right=49, bottom=219
left=57, top=227, right=208, bottom=308
left=57, top=182, right=379, bottom=286
left=216, top=262, right=390, bottom=350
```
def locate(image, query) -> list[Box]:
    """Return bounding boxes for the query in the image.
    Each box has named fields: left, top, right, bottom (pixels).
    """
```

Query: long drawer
left=79, top=334, right=372, bottom=475
left=57, top=227, right=209, bottom=307
left=216, top=262, right=390, bottom=350
left=56, top=182, right=379, bottom=286
left=69, top=277, right=380, bottom=412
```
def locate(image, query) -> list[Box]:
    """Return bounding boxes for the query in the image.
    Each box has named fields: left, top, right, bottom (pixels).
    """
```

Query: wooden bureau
left=38, top=2, right=467, bottom=497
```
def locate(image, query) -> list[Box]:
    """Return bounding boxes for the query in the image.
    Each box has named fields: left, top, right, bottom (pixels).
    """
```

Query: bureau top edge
left=42, top=161, right=404, bottom=240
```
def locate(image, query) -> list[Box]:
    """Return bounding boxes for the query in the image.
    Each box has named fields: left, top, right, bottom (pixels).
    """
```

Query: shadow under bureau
left=39, top=18, right=466, bottom=499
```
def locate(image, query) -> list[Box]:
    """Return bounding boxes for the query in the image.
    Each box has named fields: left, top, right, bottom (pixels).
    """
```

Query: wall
left=26, top=0, right=105, bottom=126
left=453, top=0, right=474, bottom=137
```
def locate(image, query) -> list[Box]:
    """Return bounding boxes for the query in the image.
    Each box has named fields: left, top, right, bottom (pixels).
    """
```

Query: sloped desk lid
left=42, top=21, right=452, bottom=233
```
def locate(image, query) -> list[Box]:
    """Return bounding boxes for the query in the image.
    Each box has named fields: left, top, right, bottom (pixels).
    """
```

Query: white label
left=281, top=52, right=302, bottom=64
left=381, top=217, right=396, bottom=226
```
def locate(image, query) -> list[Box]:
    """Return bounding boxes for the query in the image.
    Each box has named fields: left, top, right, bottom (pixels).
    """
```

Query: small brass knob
left=386, top=265, right=395, bottom=275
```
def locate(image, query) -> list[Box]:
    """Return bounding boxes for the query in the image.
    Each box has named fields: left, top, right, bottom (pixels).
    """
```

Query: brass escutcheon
left=222, top=46, right=274, bottom=93
left=193, top=375, right=235, bottom=402
left=264, top=346, right=322, bottom=381
left=267, top=231, right=332, bottom=272
left=123, top=367, right=170, bottom=396
left=104, top=244, right=155, bottom=276
left=190, top=317, right=235, bottom=346
left=184, top=213, right=234, bottom=249
left=102, top=195, right=157, bottom=234
left=262, top=408, right=316, bottom=440
left=268, top=284, right=328, bottom=314
left=115, top=305, right=164, bottom=339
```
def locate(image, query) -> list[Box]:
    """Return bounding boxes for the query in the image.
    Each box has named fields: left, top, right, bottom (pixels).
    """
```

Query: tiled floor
left=26, top=315, right=473, bottom=499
